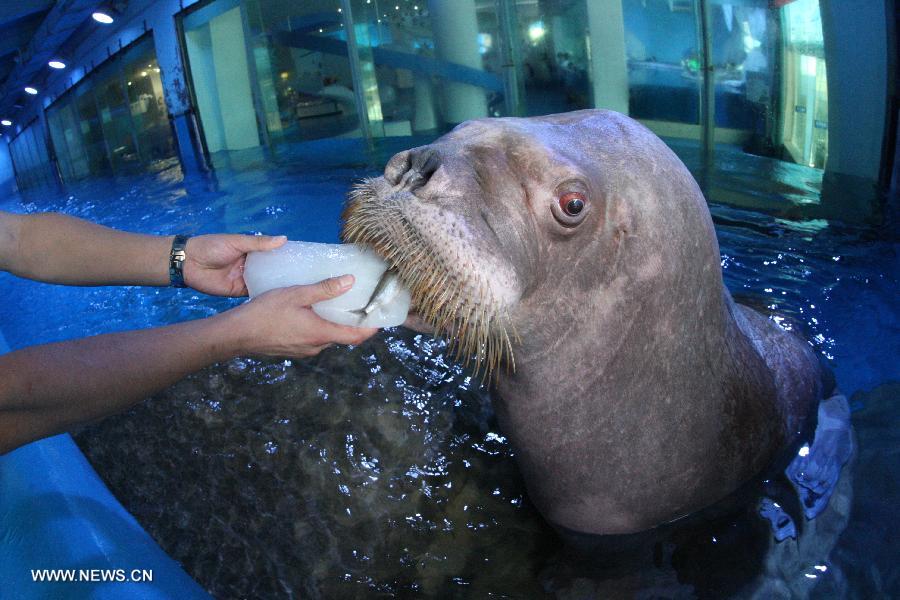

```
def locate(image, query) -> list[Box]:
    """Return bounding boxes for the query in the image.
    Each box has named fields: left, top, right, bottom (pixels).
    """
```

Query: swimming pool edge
left=0, top=332, right=211, bottom=599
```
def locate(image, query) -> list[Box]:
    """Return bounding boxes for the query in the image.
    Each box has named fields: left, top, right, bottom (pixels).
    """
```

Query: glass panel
left=123, top=43, right=174, bottom=166
left=181, top=0, right=266, bottom=156
left=9, top=134, right=26, bottom=188
left=95, top=66, right=141, bottom=173
left=246, top=0, right=361, bottom=143
left=73, top=84, right=114, bottom=176
left=517, top=0, right=592, bottom=116
left=47, top=105, right=73, bottom=181
left=42, top=33, right=176, bottom=183
left=8, top=121, right=54, bottom=191
left=347, top=0, right=508, bottom=137
left=20, top=129, right=37, bottom=188
left=707, top=0, right=827, bottom=170
left=48, top=101, right=92, bottom=181
left=708, top=3, right=774, bottom=156
left=621, top=0, right=702, bottom=139
left=780, top=0, right=827, bottom=168
left=29, top=126, right=49, bottom=188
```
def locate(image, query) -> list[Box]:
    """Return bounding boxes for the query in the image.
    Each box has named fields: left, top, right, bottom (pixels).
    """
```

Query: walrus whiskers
left=342, top=179, right=515, bottom=380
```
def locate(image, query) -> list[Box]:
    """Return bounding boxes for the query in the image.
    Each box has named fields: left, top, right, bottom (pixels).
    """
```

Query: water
left=0, top=140, right=897, bottom=598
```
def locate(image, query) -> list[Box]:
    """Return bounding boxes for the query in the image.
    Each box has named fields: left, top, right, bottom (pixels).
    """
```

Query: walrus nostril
left=411, top=147, right=440, bottom=179
left=384, top=150, right=411, bottom=185
left=393, top=147, right=440, bottom=192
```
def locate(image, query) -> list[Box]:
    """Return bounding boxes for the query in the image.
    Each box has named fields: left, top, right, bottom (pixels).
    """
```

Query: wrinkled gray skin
left=350, top=110, right=823, bottom=536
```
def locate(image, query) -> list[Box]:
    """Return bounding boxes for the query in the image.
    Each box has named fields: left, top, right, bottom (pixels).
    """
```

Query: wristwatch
left=169, top=234, right=190, bottom=288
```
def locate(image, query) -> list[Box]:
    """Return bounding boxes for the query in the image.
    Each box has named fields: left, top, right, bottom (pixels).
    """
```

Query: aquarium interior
left=0, top=0, right=898, bottom=598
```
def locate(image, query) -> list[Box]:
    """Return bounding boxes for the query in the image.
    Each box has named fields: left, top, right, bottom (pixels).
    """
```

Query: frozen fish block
left=244, top=241, right=411, bottom=328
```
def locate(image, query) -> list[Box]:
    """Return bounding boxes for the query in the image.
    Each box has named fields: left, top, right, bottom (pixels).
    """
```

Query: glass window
left=781, top=0, right=827, bottom=168
left=94, top=66, right=140, bottom=173
left=182, top=0, right=271, bottom=157
left=347, top=0, right=509, bottom=136
left=513, top=0, right=591, bottom=116
left=246, top=0, right=360, bottom=143
left=44, top=34, right=176, bottom=183
left=621, top=0, right=702, bottom=135
left=9, top=120, right=54, bottom=191
left=123, top=44, right=175, bottom=165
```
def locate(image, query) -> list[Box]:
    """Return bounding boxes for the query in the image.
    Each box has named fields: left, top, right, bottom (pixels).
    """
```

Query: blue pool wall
left=0, top=329, right=211, bottom=598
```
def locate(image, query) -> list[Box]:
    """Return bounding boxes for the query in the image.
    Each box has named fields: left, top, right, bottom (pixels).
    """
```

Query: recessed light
left=24, top=87, right=38, bottom=95
left=1, top=120, right=11, bottom=126
left=92, top=11, right=114, bottom=24
left=48, top=60, right=66, bottom=69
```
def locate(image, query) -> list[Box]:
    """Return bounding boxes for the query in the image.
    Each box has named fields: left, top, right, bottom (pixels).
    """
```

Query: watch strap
left=169, top=234, right=190, bottom=288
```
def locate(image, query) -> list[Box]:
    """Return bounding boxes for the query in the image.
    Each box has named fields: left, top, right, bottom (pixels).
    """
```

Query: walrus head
left=342, top=109, right=722, bottom=381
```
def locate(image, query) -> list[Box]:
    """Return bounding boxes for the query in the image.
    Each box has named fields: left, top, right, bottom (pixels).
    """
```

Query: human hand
left=222, top=275, right=379, bottom=359
left=183, top=234, right=287, bottom=297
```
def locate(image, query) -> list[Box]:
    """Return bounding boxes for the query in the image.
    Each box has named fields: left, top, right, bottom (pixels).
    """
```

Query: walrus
left=341, top=109, right=824, bottom=537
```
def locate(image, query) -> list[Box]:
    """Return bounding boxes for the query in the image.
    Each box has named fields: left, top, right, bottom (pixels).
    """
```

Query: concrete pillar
left=586, top=0, right=629, bottom=115
left=413, top=75, right=437, bottom=132
left=427, top=0, right=488, bottom=124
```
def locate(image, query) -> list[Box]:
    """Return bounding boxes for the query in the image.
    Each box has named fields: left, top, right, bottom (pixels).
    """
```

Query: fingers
left=320, top=325, right=379, bottom=346
left=252, top=234, right=287, bottom=251
left=292, top=275, right=355, bottom=306
left=231, top=234, right=287, bottom=253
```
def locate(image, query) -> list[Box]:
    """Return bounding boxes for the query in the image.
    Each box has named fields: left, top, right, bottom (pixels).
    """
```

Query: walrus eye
left=551, top=191, right=588, bottom=227
left=561, top=193, right=585, bottom=216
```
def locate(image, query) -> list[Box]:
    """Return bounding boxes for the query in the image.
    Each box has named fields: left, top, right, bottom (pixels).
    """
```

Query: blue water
left=0, top=139, right=898, bottom=597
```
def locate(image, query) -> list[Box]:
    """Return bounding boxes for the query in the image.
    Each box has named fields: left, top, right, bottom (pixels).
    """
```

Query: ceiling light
left=48, top=60, right=66, bottom=69
left=92, top=11, right=114, bottom=24
left=24, top=87, right=38, bottom=95
left=1, top=120, right=11, bottom=126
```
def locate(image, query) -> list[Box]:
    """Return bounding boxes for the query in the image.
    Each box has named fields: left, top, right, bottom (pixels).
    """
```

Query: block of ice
left=244, top=241, right=411, bottom=328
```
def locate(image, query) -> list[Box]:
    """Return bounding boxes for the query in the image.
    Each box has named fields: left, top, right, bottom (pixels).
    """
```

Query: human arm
left=0, top=210, right=284, bottom=295
left=0, top=276, right=378, bottom=455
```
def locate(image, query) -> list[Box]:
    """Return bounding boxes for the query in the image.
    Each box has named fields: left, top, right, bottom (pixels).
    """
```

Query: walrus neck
left=499, top=285, right=771, bottom=415
left=491, top=285, right=783, bottom=534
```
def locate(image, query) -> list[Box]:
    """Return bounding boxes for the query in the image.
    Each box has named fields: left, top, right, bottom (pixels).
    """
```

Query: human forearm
left=4, top=212, right=171, bottom=286
left=0, top=277, right=376, bottom=455
left=0, top=312, right=241, bottom=454
left=0, top=211, right=289, bottom=295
